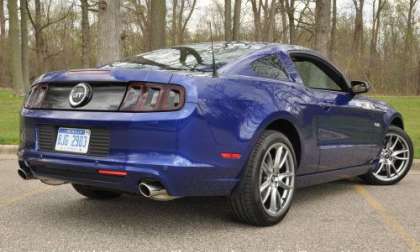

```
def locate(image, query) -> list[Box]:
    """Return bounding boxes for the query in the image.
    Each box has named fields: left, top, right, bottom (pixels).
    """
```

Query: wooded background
left=0, top=0, right=419, bottom=95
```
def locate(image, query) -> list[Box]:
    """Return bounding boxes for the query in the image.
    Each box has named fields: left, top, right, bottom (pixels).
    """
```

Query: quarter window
left=251, top=55, right=289, bottom=81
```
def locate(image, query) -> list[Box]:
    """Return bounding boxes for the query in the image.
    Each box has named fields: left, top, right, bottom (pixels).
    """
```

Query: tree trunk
left=33, top=0, right=46, bottom=74
left=352, top=0, right=364, bottom=58
left=224, top=0, right=232, bottom=41
left=20, top=0, right=29, bottom=89
left=171, top=0, right=177, bottom=45
left=329, top=0, right=337, bottom=59
left=250, top=0, right=261, bottom=41
left=279, top=0, right=288, bottom=43
left=232, top=0, right=241, bottom=40
left=314, top=0, right=331, bottom=57
left=80, top=0, right=90, bottom=68
left=285, top=0, right=295, bottom=44
left=0, top=0, right=5, bottom=41
left=150, top=0, right=166, bottom=50
left=97, top=0, right=121, bottom=65
left=7, top=0, right=24, bottom=95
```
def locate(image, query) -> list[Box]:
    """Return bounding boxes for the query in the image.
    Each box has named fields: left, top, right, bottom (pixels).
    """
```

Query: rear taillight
left=119, top=83, right=185, bottom=112
left=24, top=84, right=48, bottom=109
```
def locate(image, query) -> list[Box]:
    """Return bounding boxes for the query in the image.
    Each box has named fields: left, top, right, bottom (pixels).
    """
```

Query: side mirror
left=351, top=81, right=370, bottom=94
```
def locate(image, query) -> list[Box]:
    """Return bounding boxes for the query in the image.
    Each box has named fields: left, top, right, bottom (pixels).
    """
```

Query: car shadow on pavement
left=32, top=179, right=361, bottom=232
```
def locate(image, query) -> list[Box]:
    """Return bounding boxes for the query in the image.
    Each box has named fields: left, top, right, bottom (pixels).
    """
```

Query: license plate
left=55, top=128, right=91, bottom=154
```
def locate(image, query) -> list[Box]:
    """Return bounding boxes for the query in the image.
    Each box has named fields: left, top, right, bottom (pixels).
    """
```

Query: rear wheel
left=230, top=130, right=296, bottom=226
left=361, top=126, right=413, bottom=185
left=72, top=184, right=122, bottom=199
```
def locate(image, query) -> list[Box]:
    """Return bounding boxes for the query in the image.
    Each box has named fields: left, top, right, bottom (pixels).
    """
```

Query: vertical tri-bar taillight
left=24, top=84, right=48, bottom=109
left=119, top=83, right=185, bottom=112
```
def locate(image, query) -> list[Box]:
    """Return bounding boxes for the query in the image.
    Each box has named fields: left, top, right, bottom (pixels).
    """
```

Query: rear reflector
left=220, top=153, right=241, bottom=159
left=97, top=169, right=127, bottom=177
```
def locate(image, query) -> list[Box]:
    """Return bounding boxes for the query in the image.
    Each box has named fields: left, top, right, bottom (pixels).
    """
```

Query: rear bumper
left=18, top=149, right=239, bottom=196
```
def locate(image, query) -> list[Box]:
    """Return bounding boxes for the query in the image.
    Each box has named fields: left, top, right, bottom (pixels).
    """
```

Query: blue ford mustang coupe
left=18, top=42, right=413, bottom=226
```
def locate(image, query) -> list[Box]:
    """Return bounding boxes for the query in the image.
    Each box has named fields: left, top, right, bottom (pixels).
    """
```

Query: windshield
left=105, top=42, right=267, bottom=72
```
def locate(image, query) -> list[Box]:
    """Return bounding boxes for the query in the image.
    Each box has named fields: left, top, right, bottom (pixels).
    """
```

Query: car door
left=291, top=53, right=382, bottom=171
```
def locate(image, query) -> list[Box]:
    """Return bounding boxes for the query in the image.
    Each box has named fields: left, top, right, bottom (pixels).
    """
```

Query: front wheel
left=230, top=130, right=296, bottom=226
left=361, top=126, right=413, bottom=185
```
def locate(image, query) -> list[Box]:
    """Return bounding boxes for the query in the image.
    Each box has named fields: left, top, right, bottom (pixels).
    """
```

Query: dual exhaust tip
left=19, top=164, right=175, bottom=200
left=138, top=181, right=179, bottom=201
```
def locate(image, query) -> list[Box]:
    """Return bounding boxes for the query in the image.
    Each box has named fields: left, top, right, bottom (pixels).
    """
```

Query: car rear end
left=18, top=68, right=240, bottom=197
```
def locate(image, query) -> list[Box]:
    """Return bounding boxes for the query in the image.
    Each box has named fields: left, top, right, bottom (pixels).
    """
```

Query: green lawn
left=0, top=89, right=22, bottom=145
left=0, top=89, right=419, bottom=158
left=375, top=96, right=420, bottom=159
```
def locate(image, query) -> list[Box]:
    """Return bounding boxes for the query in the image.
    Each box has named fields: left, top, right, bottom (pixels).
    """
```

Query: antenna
left=209, top=22, right=218, bottom=78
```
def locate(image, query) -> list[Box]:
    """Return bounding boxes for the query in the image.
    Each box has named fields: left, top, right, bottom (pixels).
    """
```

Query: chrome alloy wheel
left=374, top=133, right=411, bottom=182
left=259, top=143, right=295, bottom=216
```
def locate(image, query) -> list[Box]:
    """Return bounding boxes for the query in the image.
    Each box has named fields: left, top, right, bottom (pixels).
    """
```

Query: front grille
left=38, top=125, right=110, bottom=156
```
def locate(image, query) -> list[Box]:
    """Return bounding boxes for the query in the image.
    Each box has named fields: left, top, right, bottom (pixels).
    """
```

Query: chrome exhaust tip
left=40, top=179, right=67, bottom=186
left=18, top=169, right=30, bottom=180
left=139, top=181, right=179, bottom=201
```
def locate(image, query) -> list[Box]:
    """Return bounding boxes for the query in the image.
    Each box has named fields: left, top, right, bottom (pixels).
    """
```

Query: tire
left=230, top=130, right=297, bottom=226
left=360, top=126, right=413, bottom=185
left=72, top=184, right=122, bottom=199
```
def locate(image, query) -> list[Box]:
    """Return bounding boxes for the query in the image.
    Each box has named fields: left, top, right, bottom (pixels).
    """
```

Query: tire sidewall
left=248, top=130, right=297, bottom=224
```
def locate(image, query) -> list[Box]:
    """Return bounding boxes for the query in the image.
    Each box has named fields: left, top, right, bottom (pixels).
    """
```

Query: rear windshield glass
left=105, top=42, right=267, bottom=73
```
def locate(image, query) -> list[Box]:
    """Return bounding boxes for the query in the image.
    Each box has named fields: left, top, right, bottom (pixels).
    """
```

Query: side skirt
left=295, top=165, right=372, bottom=188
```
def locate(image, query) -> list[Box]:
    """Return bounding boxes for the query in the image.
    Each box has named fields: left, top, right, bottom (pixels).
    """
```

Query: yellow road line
left=354, top=185, right=420, bottom=252
left=0, top=186, right=54, bottom=208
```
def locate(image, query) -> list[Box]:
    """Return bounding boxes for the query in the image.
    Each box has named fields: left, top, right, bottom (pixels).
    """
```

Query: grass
left=375, top=96, right=420, bottom=159
left=0, top=89, right=419, bottom=158
left=0, top=89, right=23, bottom=145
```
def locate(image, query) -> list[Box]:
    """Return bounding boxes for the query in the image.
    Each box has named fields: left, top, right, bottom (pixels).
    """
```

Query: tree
left=250, top=0, right=278, bottom=42
left=404, top=0, right=418, bottom=59
left=224, top=0, right=232, bottom=41
left=232, top=0, right=241, bottom=40
left=80, top=0, right=90, bottom=68
left=26, top=0, right=74, bottom=74
left=284, top=0, right=296, bottom=43
left=7, top=0, right=24, bottom=95
left=20, top=0, right=29, bottom=88
left=150, top=0, right=166, bottom=49
left=97, top=0, right=121, bottom=65
left=171, top=0, right=197, bottom=45
left=370, top=0, right=386, bottom=58
left=0, top=0, right=5, bottom=41
left=329, top=0, right=337, bottom=59
left=352, top=0, right=364, bottom=58
left=314, top=0, right=331, bottom=57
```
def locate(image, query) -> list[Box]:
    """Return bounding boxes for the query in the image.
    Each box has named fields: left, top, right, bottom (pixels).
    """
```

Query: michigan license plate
left=55, top=128, right=91, bottom=154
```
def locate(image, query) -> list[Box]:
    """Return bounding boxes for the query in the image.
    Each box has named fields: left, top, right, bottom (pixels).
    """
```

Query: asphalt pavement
left=1, top=155, right=419, bottom=252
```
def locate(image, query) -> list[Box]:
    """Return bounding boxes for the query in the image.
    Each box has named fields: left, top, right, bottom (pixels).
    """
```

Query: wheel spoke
left=278, top=172, right=294, bottom=180
left=390, top=163, right=397, bottom=174
left=261, top=186, right=271, bottom=204
left=273, top=146, right=283, bottom=172
left=260, top=180, right=271, bottom=193
left=375, top=162, right=385, bottom=175
left=386, top=164, right=392, bottom=178
left=278, top=151, right=289, bottom=171
left=278, top=180, right=293, bottom=190
left=269, top=187, right=278, bottom=212
left=394, top=156, right=408, bottom=161
left=392, top=149, right=409, bottom=157
left=262, top=163, right=272, bottom=176
left=390, top=137, right=399, bottom=151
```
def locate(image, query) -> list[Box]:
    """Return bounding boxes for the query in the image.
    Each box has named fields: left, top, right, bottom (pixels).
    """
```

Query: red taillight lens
left=120, top=83, right=185, bottom=112
left=24, top=84, right=48, bottom=109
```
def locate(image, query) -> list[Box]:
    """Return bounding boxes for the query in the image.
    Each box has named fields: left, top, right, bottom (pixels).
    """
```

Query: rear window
left=106, top=42, right=267, bottom=73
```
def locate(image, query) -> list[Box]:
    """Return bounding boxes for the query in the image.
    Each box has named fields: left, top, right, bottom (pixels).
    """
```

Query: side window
left=251, top=55, right=289, bottom=81
left=293, top=57, right=345, bottom=91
